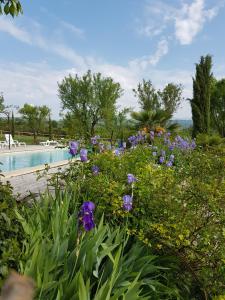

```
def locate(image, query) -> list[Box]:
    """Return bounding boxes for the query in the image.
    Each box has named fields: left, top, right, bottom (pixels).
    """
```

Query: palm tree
left=131, top=109, right=179, bottom=132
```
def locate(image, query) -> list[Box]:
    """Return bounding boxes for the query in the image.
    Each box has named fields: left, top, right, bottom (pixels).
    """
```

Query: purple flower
left=69, top=147, right=77, bottom=157
left=114, top=149, right=120, bottom=156
left=150, top=131, right=155, bottom=136
left=92, top=165, right=99, bottom=175
left=127, top=174, right=137, bottom=184
left=159, top=156, right=165, bottom=164
left=91, top=136, right=100, bottom=145
left=169, top=144, right=175, bottom=151
left=79, top=201, right=95, bottom=231
left=69, top=141, right=79, bottom=157
left=82, top=201, right=95, bottom=212
left=80, top=148, right=88, bottom=162
left=152, top=151, right=157, bottom=156
left=166, top=161, right=173, bottom=167
left=123, top=195, right=133, bottom=212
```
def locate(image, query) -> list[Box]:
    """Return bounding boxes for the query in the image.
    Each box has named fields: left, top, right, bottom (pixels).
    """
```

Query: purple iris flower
left=159, top=156, right=165, bottom=164
left=92, top=165, right=99, bottom=175
left=79, top=201, right=95, bottom=231
left=114, top=149, right=120, bottom=156
left=80, top=148, right=88, bottom=162
left=69, top=141, right=79, bottom=157
left=166, top=161, right=173, bottom=167
left=169, top=144, right=175, bottom=151
left=91, top=135, right=100, bottom=145
left=127, top=174, right=137, bottom=184
left=123, top=195, right=133, bottom=212
left=152, top=151, right=157, bottom=156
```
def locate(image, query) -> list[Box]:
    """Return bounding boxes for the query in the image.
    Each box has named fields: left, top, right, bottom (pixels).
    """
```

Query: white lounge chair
left=40, top=140, right=59, bottom=146
left=4, top=134, right=26, bottom=147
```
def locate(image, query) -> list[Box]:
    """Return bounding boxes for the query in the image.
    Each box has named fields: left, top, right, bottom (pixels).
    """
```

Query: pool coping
left=2, top=159, right=71, bottom=179
left=0, top=146, right=68, bottom=156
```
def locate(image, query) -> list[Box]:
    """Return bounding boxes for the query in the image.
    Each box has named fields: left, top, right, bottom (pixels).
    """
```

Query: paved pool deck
left=0, top=145, right=70, bottom=200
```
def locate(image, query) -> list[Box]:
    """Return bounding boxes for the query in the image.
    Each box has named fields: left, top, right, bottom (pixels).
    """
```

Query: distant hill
left=172, top=119, right=192, bottom=128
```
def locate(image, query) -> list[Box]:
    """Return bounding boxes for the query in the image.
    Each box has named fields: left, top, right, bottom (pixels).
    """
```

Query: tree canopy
left=0, top=0, right=23, bottom=17
left=58, top=70, right=123, bottom=138
left=211, top=78, right=225, bottom=137
left=19, top=104, right=50, bottom=142
left=190, top=55, right=213, bottom=137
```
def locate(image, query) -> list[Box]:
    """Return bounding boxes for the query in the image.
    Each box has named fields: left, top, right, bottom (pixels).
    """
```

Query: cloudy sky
left=0, top=0, right=225, bottom=119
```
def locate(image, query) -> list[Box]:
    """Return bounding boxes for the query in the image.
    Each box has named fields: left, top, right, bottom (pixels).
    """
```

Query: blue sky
left=0, top=0, right=225, bottom=119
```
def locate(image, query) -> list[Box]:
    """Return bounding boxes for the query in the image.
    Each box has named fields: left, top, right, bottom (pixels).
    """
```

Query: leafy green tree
left=11, top=110, right=15, bottom=137
left=19, top=104, right=50, bottom=143
left=0, top=0, right=23, bottom=17
left=132, top=80, right=179, bottom=131
left=159, top=83, right=183, bottom=115
left=211, top=78, right=225, bottom=137
left=58, top=70, right=123, bottom=138
left=133, top=79, right=160, bottom=111
left=0, top=93, right=5, bottom=112
left=190, top=55, right=213, bottom=137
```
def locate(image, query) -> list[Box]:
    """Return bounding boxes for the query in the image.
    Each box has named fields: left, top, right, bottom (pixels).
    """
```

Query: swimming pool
left=0, top=149, right=71, bottom=172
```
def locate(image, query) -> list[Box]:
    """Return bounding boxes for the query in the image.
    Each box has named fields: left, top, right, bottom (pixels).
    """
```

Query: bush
left=0, top=179, right=25, bottom=287
left=56, top=134, right=225, bottom=298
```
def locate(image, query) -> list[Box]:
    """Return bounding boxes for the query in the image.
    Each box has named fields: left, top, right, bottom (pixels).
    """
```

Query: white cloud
left=0, top=17, right=32, bottom=44
left=60, top=21, right=85, bottom=39
left=129, top=39, right=169, bottom=70
left=175, top=0, right=222, bottom=45
left=138, top=0, right=223, bottom=45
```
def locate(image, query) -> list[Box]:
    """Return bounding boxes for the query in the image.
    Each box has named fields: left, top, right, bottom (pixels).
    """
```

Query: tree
left=19, top=104, right=50, bottom=143
left=0, top=93, right=5, bottom=112
left=159, top=83, right=183, bottom=115
left=58, top=70, right=123, bottom=138
left=133, top=80, right=160, bottom=111
left=190, top=55, right=213, bottom=137
left=0, top=0, right=23, bottom=17
left=132, top=80, right=179, bottom=132
left=211, top=78, right=225, bottom=137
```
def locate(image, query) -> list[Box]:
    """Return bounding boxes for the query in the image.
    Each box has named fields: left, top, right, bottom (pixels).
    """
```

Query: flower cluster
left=79, top=201, right=95, bottom=231
left=128, top=132, right=145, bottom=147
left=69, top=141, right=79, bottom=157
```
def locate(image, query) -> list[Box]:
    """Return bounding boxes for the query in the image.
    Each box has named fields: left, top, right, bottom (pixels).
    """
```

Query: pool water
left=0, top=149, right=71, bottom=172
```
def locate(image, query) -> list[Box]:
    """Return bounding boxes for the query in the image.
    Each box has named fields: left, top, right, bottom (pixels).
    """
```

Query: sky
left=0, top=0, right=225, bottom=119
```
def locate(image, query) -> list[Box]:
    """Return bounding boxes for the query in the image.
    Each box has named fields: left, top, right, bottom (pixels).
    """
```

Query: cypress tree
left=191, top=55, right=213, bottom=137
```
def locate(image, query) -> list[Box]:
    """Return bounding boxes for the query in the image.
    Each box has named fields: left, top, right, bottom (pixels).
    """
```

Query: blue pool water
left=0, top=149, right=71, bottom=172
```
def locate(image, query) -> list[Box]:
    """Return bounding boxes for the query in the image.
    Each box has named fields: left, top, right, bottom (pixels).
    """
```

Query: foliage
left=196, top=133, right=225, bottom=148
left=0, top=93, right=5, bottom=112
left=211, top=78, right=225, bottom=137
left=19, top=104, right=51, bottom=143
left=58, top=70, right=123, bottom=138
left=190, top=55, right=213, bottom=137
left=159, top=83, right=183, bottom=115
left=58, top=134, right=225, bottom=298
left=17, top=190, right=181, bottom=299
left=0, top=0, right=22, bottom=17
left=133, top=80, right=160, bottom=111
left=0, top=178, right=24, bottom=287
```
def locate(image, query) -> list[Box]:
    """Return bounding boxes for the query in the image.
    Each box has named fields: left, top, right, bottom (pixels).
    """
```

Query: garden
left=1, top=129, right=225, bottom=299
